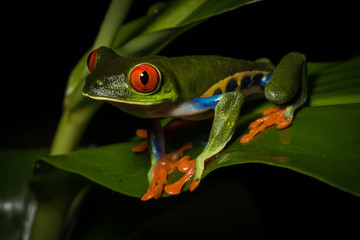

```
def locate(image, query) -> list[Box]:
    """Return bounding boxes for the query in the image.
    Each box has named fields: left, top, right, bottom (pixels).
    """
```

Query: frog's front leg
left=241, top=52, right=307, bottom=143
left=164, top=92, right=245, bottom=191
left=192, top=92, right=244, bottom=185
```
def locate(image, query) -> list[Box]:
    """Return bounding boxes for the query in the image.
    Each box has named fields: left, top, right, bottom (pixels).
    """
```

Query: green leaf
left=116, top=25, right=196, bottom=57
left=205, top=104, right=360, bottom=196
left=41, top=143, right=149, bottom=198
left=143, top=0, right=260, bottom=32
left=116, top=0, right=259, bottom=56
left=40, top=56, right=360, bottom=198
left=308, top=56, right=360, bottom=106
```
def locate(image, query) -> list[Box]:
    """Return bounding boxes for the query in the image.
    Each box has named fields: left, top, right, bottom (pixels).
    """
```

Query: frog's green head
left=82, top=46, right=177, bottom=106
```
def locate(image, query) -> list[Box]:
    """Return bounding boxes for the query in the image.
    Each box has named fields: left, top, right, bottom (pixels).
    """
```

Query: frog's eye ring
left=130, top=64, right=160, bottom=93
left=87, top=49, right=98, bottom=72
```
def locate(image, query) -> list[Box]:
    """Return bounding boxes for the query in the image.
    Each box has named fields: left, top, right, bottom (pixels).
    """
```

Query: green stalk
left=29, top=201, right=68, bottom=240
left=50, top=0, right=132, bottom=155
left=50, top=99, right=101, bottom=155
left=31, top=1, right=133, bottom=240
left=93, top=0, right=133, bottom=48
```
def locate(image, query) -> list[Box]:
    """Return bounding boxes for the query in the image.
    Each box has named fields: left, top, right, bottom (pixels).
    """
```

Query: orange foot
left=141, top=143, right=198, bottom=201
left=131, top=129, right=148, bottom=153
left=164, top=156, right=201, bottom=195
left=240, top=106, right=291, bottom=144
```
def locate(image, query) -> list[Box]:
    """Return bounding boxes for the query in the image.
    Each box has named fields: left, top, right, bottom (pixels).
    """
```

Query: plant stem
left=50, top=101, right=101, bottom=155
left=31, top=1, right=134, bottom=240
left=94, top=0, right=133, bottom=48
left=50, top=0, right=133, bottom=155
left=30, top=203, right=66, bottom=240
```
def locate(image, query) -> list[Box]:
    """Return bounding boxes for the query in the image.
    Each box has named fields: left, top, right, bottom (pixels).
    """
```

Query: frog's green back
left=83, top=46, right=276, bottom=108
left=154, top=55, right=275, bottom=100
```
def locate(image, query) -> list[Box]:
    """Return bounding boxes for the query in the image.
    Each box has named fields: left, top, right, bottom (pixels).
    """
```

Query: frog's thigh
left=265, top=52, right=306, bottom=105
left=194, top=92, right=244, bottom=180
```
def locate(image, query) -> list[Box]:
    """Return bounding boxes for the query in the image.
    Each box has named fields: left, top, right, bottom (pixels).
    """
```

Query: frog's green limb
left=284, top=55, right=307, bottom=121
left=241, top=52, right=307, bottom=143
left=265, top=52, right=307, bottom=121
left=265, top=52, right=305, bottom=104
left=193, top=91, right=245, bottom=182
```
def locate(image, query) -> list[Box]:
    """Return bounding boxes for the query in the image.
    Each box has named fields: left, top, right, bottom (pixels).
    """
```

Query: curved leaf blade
left=309, top=56, right=360, bottom=106
left=40, top=103, right=360, bottom=198
left=116, top=0, right=260, bottom=56
left=41, top=143, right=150, bottom=198
left=204, top=104, right=360, bottom=196
left=117, top=24, right=197, bottom=57
left=177, top=0, right=261, bottom=27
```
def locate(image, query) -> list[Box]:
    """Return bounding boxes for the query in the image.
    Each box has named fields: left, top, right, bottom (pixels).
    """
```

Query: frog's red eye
left=87, top=49, right=98, bottom=72
left=130, top=64, right=160, bottom=93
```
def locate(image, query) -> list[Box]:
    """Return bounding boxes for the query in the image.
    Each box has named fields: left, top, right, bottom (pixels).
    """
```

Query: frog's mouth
left=82, top=92, right=168, bottom=105
left=82, top=91, right=175, bottom=119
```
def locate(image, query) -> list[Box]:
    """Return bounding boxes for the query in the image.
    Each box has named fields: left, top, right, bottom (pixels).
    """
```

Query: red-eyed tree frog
left=83, top=47, right=307, bottom=200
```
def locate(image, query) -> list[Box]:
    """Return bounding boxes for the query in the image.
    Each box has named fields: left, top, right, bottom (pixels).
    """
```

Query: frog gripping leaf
left=83, top=47, right=307, bottom=200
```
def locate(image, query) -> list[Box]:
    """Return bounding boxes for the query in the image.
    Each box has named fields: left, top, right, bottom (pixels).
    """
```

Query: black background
left=2, top=0, right=360, bottom=239
left=2, top=0, right=359, bottom=147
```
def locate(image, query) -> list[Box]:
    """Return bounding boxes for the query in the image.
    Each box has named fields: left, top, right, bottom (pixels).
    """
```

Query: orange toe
left=240, top=133, right=255, bottom=144
left=141, top=162, right=169, bottom=201
left=164, top=157, right=196, bottom=195
left=277, top=119, right=291, bottom=129
left=177, top=155, right=192, bottom=173
left=131, top=140, right=148, bottom=153
left=131, top=129, right=149, bottom=153
left=241, top=106, right=291, bottom=144
left=136, top=129, right=148, bottom=138
left=190, top=179, right=201, bottom=192
left=262, top=106, right=281, bottom=115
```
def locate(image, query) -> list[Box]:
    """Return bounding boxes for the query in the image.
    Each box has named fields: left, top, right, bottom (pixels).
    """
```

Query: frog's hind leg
left=241, top=52, right=307, bottom=144
left=141, top=119, right=195, bottom=201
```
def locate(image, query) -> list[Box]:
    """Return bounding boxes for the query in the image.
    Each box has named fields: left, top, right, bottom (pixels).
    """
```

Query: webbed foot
left=240, top=106, right=291, bottom=144
left=164, top=155, right=196, bottom=195
left=141, top=143, right=195, bottom=201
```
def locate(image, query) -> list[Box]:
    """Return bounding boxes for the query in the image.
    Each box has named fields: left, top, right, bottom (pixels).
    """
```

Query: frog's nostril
left=96, top=80, right=104, bottom=86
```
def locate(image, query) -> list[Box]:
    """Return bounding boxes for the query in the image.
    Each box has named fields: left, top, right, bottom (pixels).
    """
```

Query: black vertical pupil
left=140, top=71, right=149, bottom=85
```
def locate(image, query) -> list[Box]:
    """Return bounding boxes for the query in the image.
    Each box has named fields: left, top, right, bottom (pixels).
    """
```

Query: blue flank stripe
left=175, top=72, right=274, bottom=117
left=193, top=95, right=222, bottom=110
left=261, top=73, right=273, bottom=87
